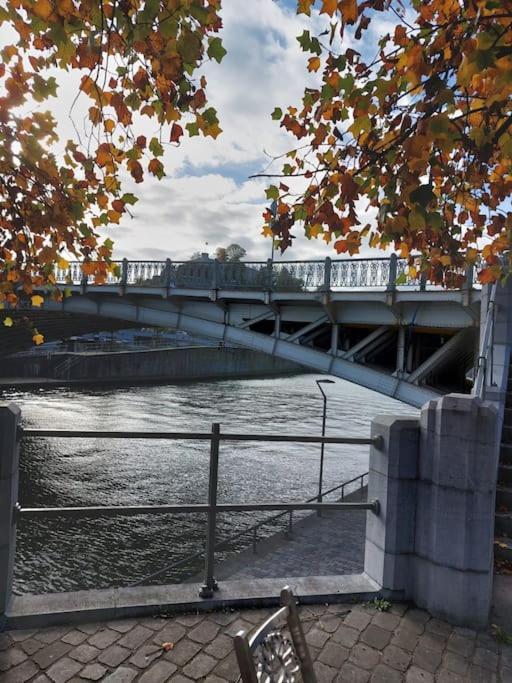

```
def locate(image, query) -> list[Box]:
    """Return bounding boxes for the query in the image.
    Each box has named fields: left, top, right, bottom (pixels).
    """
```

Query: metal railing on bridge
left=55, top=254, right=476, bottom=292
left=7, top=417, right=379, bottom=601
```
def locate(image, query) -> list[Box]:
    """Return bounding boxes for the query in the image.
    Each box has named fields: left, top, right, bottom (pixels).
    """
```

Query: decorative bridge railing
left=55, top=254, right=476, bottom=292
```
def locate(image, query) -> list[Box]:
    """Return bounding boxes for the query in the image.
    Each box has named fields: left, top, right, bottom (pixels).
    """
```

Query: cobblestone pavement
left=218, top=509, right=365, bottom=581
left=1, top=601, right=511, bottom=682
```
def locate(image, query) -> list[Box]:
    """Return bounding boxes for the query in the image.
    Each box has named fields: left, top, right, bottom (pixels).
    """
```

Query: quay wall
left=0, top=346, right=305, bottom=383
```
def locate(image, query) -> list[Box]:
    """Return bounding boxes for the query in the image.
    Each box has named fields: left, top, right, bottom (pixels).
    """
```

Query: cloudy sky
left=24, top=1, right=399, bottom=262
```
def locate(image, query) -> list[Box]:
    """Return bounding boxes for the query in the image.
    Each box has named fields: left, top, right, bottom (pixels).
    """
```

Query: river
left=1, top=373, right=416, bottom=594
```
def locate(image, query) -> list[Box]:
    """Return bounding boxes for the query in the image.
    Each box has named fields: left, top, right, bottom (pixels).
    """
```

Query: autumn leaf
left=308, top=57, right=321, bottom=72
left=3, top=317, right=13, bottom=327
left=170, top=123, right=184, bottom=144
left=32, top=333, right=44, bottom=345
left=31, top=295, right=44, bottom=307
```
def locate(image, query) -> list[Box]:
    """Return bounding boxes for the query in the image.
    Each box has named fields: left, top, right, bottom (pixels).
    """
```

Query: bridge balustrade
left=54, top=254, right=476, bottom=291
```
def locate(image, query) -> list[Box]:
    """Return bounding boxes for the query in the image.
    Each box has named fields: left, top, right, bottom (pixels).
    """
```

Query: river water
left=1, top=373, right=416, bottom=594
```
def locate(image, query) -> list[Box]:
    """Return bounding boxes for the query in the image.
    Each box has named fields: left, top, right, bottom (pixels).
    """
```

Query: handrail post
left=323, top=257, right=332, bottom=291
left=200, top=422, right=220, bottom=598
left=266, top=258, right=273, bottom=290
left=0, top=404, right=21, bottom=619
left=462, top=264, right=474, bottom=306
left=212, top=259, right=219, bottom=290
left=80, top=269, right=89, bottom=295
left=120, top=258, right=128, bottom=296
left=164, top=258, right=172, bottom=297
left=387, top=253, right=397, bottom=291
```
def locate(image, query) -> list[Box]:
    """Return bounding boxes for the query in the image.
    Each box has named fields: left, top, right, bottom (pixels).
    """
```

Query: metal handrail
left=473, top=282, right=497, bottom=399
left=18, top=424, right=378, bottom=597
left=127, top=472, right=369, bottom=587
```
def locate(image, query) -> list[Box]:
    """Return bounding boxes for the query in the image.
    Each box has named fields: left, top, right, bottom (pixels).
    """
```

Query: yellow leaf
left=3, top=317, right=13, bottom=327
left=31, top=295, right=44, bottom=307
left=408, top=266, right=418, bottom=279
left=58, top=258, right=69, bottom=269
left=440, top=255, right=451, bottom=266
left=399, top=243, right=409, bottom=258
left=308, top=57, right=321, bottom=72
left=33, top=333, right=44, bottom=345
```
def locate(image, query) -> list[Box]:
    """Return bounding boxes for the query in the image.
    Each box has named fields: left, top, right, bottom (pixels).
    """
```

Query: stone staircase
left=495, top=368, right=512, bottom=565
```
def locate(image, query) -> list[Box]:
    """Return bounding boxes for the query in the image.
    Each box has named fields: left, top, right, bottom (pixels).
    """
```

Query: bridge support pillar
left=366, top=394, right=498, bottom=627
left=330, top=324, right=339, bottom=356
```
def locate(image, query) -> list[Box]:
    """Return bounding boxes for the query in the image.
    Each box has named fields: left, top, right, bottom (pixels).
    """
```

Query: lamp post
left=316, top=378, right=335, bottom=515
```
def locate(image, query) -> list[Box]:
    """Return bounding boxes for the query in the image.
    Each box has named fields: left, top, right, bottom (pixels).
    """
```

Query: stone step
left=497, top=486, right=512, bottom=510
left=495, top=537, right=512, bottom=563
left=499, top=465, right=512, bottom=487
left=495, top=512, right=512, bottom=537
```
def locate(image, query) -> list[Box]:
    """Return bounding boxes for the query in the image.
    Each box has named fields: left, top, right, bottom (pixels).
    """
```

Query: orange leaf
left=32, top=0, right=53, bottom=20
left=340, top=0, right=358, bottom=24
left=321, top=0, right=338, bottom=15
left=308, top=57, right=321, bottom=72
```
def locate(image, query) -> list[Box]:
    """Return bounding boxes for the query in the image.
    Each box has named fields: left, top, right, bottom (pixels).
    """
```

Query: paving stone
left=371, top=612, right=401, bottom=632
left=382, top=644, right=410, bottom=672
left=128, top=643, right=163, bottom=669
left=204, top=633, right=234, bottom=660
left=425, top=618, right=452, bottom=638
left=33, top=641, right=72, bottom=670
left=332, top=623, right=359, bottom=648
left=223, top=618, right=253, bottom=638
left=418, top=632, right=445, bottom=653
left=436, top=670, right=467, bottom=683
left=20, top=638, right=44, bottom=655
left=209, top=611, right=238, bottom=626
left=473, top=647, right=499, bottom=671
left=1, top=658, right=39, bottom=682
left=97, top=644, right=131, bottom=667
left=62, top=631, right=88, bottom=646
left=116, top=624, right=153, bottom=650
left=468, top=664, right=497, bottom=682
left=183, top=652, right=218, bottom=679
left=69, top=644, right=100, bottom=664
left=176, top=614, right=204, bottom=627
left=349, top=643, right=381, bottom=671
left=361, top=625, right=392, bottom=651
left=412, top=646, right=442, bottom=674
left=102, top=667, right=138, bottom=683
left=239, top=609, right=272, bottom=624
left=400, top=616, right=426, bottom=636
left=155, top=623, right=187, bottom=646
left=188, top=620, right=220, bottom=645
left=314, top=661, right=337, bottom=683
left=345, top=610, right=372, bottom=632
left=0, top=633, right=12, bottom=650
left=75, top=624, right=102, bottom=636
left=390, top=627, right=419, bottom=653
left=406, top=609, right=430, bottom=625
left=87, top=628, right=120, bottom=650
left=32, top=676, right=52, bottom=683
left=318, top=642, right=349, bottom=668
left=139, top=660, right=177, bottom=682
left=139, top=617, right=169, bottom=631
left=0, top=646, right=27, bottom=671
left=499, top=666, right=512, bottom=681
left=165, top=638, right=202, bottom=667
left=447, top=632, right=475, bottom=657
left=405, top=665, right=434, bottom=682
left=171, top=676, right=195, bottom=683
left=476, top=633, right=501, bottom=654
left=212, top=651, right=240, bottom=681
left=337, top=661, right=371, bottom=683
left=204, top=676, right=228, bottom=683
left=107, top=620, right=136, bottom=634
left=318, top=615, right=342, bottom=633
left=453, top=626, right=477, bottom=639
left=46, top=656, right=83, bottom=683
left=443, top=650, right=469, bottom=675
left=9, top=630, right=37, bottom=643
left=389, top=604, right=408, bottom=617
left=370, top=663, right=402, bottom=682
left=306, top=626, right=331, bottom=649
left=37, top=628, right=70, bottom=645
left=78, top=663, right=107, bottom=680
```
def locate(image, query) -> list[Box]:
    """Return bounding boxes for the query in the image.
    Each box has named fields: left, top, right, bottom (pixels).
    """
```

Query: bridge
left=5, top=253, right=479, bottom=407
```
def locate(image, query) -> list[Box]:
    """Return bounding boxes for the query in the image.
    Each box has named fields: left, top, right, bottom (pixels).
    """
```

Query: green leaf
left=266, top=185, right=279, bottom=201
left=121, top=193, right=139, bottom=206
left=149, top=137, right=164, bottom=156
left=396, top=272, right=407, bottom=285
left=409, top=208, right=426, bottom=229
left=186, top=122, right=200, bottom=137
left=271, top=107, right=282, bottom=121
left=297, top=30, right=311, bottom=51
left=207, top=37, right=226, bottom=64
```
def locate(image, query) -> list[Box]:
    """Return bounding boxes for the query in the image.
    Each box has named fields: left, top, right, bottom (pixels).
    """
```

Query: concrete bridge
left=9, top=253, right=480, bottom=407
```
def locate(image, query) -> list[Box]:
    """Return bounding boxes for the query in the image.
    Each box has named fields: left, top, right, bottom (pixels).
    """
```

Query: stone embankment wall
left=0, top=347, right=304, bottom=383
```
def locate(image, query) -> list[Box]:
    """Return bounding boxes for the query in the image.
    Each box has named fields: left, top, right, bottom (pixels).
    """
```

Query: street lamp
left=316, top=378, right=335, bottom=515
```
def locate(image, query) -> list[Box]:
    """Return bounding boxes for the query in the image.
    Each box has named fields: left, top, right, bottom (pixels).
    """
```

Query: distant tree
left=215, top=243, right=247, bottom=262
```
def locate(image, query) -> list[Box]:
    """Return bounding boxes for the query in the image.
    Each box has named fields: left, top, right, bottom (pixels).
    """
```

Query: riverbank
left=0, top=346, right=304, bottom=386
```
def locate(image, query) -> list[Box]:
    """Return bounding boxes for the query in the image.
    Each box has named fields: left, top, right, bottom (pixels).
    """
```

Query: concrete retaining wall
left=0, top=347, right=304, bottom=383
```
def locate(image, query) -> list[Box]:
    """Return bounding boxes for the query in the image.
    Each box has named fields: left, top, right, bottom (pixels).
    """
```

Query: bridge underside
left=15, top=284, right=480, bottom=407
